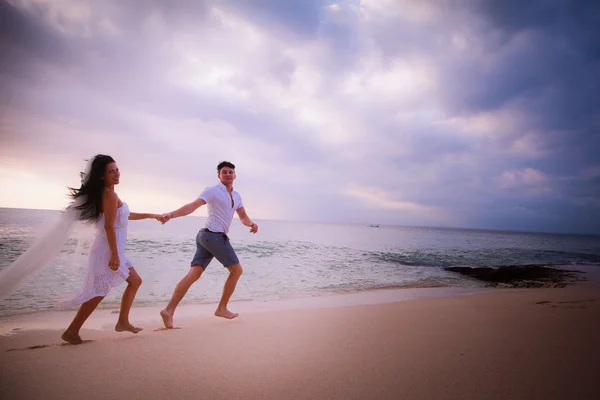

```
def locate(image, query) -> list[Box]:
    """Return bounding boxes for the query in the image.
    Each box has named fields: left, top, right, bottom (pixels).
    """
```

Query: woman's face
left=103, top=162, right=120, bottom=186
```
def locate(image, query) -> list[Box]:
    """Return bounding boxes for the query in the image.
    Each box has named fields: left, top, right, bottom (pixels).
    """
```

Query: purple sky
left=1, top=0, right=599, bottom=234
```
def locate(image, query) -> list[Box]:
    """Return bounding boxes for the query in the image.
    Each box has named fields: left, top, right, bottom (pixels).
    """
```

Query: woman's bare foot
left=160, top=309, right=174, bottom=329
left=115, top=322, right=143, bottom=334
left=61, top=330, right=83, bottom=345
left=214, top=308, right=239, bottom=319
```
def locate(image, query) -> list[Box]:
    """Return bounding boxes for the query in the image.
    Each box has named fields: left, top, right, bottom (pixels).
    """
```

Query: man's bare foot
left=115, top=322, right=143, bottom=334
left=160, top=309, right=174, bottom=329
left=61, top=330, right=83, bottom=345
left=214, top=308, right=239, bottom=319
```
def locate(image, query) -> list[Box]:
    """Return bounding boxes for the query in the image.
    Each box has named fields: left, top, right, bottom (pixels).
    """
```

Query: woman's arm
left=128, top=212, right=161, bottom=221
left=103, top=192, right=120, bottom=270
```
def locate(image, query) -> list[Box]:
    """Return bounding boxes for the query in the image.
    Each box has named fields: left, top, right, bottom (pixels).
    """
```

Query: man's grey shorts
left=191, top=229, right=240, bottom=269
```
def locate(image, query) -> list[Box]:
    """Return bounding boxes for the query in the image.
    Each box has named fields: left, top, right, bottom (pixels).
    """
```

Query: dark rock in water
left=444, top=265, right=583, bottom=288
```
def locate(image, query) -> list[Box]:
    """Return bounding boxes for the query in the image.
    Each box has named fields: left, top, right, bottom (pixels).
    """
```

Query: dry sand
left=1, top=283, right=599, bottom=400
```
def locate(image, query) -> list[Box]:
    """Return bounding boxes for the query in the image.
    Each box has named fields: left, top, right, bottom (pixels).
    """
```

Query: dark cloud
left=223, top=0, right=322, bottom=38
left=336, top=0, right=600, bottom=233
left=474, top=0, right=600, bottom=39
left=0, top=1, right=72, bottom=109
left=317, top=2, right=363, bottom=68
left=359, top=1, right=600, bottom=120
left=0, top=1, right=73, bottom=69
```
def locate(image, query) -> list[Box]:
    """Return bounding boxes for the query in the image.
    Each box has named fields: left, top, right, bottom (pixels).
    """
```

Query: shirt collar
left=218, top=182, right=233, bottom=192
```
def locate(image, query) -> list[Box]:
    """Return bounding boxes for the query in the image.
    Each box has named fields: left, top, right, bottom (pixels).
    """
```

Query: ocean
left=1, top=208, right=599, bottom=319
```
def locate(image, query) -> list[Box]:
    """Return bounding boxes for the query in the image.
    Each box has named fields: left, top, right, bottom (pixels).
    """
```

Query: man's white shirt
left=199, top=183, right=243, bottom=234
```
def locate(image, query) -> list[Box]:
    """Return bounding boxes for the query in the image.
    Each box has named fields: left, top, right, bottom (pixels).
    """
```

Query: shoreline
left=1, top=263, right=599, bottom=337
left=0, top=285, right=492, bottom=337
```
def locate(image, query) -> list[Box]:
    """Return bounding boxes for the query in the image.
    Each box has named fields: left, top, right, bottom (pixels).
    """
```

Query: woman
left=58, top=154, right=162, bottom=344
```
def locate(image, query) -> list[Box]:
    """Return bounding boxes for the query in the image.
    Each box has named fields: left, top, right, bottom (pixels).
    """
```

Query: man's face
left=218, top=167, right=236, bottom=185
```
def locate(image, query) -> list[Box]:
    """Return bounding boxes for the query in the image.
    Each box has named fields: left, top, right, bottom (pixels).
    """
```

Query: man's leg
left=160, top=266, right=203, bottom=328
left=215, top=263, right=243, bottom=319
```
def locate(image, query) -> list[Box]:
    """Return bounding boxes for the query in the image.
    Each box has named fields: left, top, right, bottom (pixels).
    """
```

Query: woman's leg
left=62, top=296, right=104, bottom=344
left=115, top=267, right=143, bottom=333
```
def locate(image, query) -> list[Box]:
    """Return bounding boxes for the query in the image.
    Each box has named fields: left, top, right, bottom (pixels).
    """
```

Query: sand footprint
left=6, top=340, right=93, bottom=352
left=153, top=327, right=182, bottom=332
left=535, top=298, right=597, bottom=309
left=557, top=299, right=597, bottom=304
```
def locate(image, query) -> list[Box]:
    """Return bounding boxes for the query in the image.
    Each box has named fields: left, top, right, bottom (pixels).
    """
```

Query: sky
left=0, top=0, right=599, bottom=235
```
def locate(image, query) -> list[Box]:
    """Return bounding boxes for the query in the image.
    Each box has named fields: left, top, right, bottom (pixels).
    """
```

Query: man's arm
left=162, top=198, right=206, bottom=224
left=236, top=207, right=258, bottom=233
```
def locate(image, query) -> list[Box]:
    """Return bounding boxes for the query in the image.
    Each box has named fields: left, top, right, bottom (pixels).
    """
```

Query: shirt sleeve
left=199, top=186, right=213, bottom=203
left=235, top=193, right=244, bottom=210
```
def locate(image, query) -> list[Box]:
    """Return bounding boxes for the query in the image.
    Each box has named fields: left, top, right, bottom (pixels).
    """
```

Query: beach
left=1, top=283, right=599, bottom=400
left=2, top=1, right=599, bottom=399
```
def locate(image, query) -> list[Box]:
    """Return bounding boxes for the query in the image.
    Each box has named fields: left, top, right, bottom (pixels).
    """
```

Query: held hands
left=155, top=213, right=256, bottom=232
left=108, top=252, right=120, bottom=271
left=160, top=213, right=173, bottom=225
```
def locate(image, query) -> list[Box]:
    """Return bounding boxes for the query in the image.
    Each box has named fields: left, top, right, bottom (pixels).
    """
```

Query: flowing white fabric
left=67, top=221, right=96, bottom=274
left=0, top=157, right=131, bottom=304
left=0, top=157, right=97, bottom=302
left=57, top=203, right=132, bottom=309
left=0, top=201, right=82, bottom=301
left=0, top=200, right=133, bottom=306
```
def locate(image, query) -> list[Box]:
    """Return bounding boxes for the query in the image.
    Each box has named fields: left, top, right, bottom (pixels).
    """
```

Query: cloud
left=494, top=168, right=550, bottom=195
left=343, top=182, right=449, bottom=221
left=0, top=0, right=599, bottom=234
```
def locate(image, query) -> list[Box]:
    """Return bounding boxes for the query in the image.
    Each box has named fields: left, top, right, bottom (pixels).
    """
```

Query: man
left=159, top=161, right=258, bottom=328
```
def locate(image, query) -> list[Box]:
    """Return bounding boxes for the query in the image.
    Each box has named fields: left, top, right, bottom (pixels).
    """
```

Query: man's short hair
left=217, top=161, right=235, bottom=172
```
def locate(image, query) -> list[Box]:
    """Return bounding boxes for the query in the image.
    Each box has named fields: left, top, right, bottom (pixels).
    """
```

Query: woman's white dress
left=57, top=203, right=133, bottom=309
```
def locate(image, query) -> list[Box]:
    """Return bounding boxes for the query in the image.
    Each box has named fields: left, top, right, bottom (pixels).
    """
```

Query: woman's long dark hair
left=68, top=154, right=115, bottom=222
